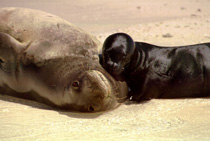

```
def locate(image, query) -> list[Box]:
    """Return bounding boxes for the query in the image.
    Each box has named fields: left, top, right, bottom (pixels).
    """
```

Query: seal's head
left=26, top=57, right=128, bottom=113
left=102, top=33, right=135, bottom=78
left=65, top=69, right=127, bottom=112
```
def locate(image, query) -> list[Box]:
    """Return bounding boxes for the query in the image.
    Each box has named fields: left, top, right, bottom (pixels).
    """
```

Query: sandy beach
left=0, top=0, right=210, bottom=140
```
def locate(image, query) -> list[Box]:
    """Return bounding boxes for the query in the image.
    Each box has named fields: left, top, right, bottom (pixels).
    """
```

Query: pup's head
left=102, top=33, right=135, bottom=77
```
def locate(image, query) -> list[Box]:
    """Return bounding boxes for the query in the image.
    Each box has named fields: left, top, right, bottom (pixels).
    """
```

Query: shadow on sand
left=0, top=94, right=104, bottom=119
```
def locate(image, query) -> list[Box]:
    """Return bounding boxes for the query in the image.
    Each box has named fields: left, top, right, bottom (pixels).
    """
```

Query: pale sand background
left=0, top=0, right=210, bottom=140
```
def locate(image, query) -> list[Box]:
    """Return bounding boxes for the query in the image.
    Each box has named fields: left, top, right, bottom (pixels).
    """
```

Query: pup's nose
left=107, top=60, right=113, bottom=67
left=106, top=61, right=119, bottom=73
left=113, top=63, right=118, bottom=71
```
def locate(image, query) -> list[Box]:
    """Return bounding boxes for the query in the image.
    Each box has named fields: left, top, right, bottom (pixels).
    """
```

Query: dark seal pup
left=100, top=32, right=210, bottom=101
left=0, top=8, right=128, bottom=112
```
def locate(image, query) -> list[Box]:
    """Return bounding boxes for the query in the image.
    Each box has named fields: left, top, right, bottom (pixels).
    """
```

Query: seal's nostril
left=107, top=60, right=113, bottom=66
left=88, top=105, right=95, bottom=112
left=113, top=63, right=118, bottom=70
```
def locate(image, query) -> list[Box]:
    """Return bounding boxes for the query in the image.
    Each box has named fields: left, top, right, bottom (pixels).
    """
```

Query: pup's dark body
left=101, top=33, right=210, bottom=101
left=126, top=42, right=210, bottom=100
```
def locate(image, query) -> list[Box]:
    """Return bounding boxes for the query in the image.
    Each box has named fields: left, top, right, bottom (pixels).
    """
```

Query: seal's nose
left=112, top=63, right=119, bottom=71
left=85, top=70, right=112, bottom=99
left=106, top=60, right=119, bottom=74
left=84, top=70, right=113, bottom=112
left=106, top=60, right=113, bottom=68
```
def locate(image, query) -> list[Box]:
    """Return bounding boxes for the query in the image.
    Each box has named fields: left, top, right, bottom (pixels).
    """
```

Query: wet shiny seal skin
left=100, top=32, right=210, bottom=101
left=0, top=8, right=128, bottom=112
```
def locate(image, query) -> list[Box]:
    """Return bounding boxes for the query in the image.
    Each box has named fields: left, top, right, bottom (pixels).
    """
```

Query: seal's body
left=101, top=33, right=210, bottom=101
left=0, top=8, right=128, bottom=112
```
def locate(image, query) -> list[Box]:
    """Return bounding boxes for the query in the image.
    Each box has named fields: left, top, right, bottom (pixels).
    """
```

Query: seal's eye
left=88, top=105, right=95, bottom=112
left=72, top=81, right=79, bottom=89
left=0, top=59, right=4, bottom=63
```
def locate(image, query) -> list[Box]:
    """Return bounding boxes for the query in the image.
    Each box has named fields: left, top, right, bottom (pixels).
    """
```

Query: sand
left=0, top=0, right=210, bottom=140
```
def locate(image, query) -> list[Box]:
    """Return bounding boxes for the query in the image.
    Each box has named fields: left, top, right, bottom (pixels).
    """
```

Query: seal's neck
left=125, top=42, right=149, bottom=73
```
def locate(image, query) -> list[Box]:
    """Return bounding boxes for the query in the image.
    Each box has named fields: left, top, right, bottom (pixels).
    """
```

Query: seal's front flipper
left=0, top=32, right=24, bottom=72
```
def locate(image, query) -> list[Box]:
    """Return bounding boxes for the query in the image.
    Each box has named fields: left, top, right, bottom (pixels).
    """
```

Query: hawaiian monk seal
left=100, top=32, right=210, bottom=101
left=0, top=8, right=128, bottom=112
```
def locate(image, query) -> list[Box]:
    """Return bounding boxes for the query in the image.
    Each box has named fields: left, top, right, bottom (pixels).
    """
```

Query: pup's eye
left=72, top=81, right=79, bottom=89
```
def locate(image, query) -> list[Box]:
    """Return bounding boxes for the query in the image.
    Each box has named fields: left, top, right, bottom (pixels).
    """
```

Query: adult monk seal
left=0, top=8, right=128, bottom=112
left=100, top=32, right=210, bottom=101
